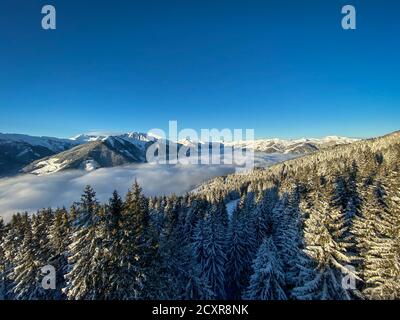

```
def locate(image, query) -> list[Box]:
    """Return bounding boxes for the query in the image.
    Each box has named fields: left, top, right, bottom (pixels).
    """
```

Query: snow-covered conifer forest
left=0, top=131, right=399, bottom=300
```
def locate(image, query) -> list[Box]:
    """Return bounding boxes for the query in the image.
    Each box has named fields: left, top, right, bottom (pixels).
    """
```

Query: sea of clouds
left=0, top=164, right=235, bottom=222
left=0, top=152, right=297, bottom=222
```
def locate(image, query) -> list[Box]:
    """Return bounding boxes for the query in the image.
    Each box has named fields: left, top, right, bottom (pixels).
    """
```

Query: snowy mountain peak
left=71, top=132, right=156, bottom=144
left=70, top=134, right=108, bottom=143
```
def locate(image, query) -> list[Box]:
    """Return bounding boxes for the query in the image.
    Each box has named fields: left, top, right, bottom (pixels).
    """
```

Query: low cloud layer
left=0, top=152, right=297, bottom=222
left=0, top=163, right=235, bottom=222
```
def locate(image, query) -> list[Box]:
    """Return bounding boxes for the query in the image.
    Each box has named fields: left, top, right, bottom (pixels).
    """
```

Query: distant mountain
left=71, top=132, right=156, bottom=148
left=0, top=132, right=359, bottom=176
left=0, top=133, right=78, bottom=177
left=223, top=136, right=359, bottom=154
left=179, top=136, right=358, bottom=152
left=22, top=136, right=149, bottom=175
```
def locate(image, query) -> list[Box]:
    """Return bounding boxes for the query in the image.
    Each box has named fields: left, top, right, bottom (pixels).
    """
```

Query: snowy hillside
left=23, top=139, right=145, bottom=175
left=0, top=133, right=78, bottom=177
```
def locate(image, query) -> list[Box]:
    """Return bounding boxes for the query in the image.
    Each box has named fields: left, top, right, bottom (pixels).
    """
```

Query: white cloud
left=0, top=152, right=297, bottom=223
left=0, top=163, right=235, bottom=222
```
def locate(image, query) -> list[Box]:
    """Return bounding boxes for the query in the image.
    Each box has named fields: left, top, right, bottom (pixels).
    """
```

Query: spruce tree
left=1, top=213, right=30, bottom=299
left=193, top=210, right=227, bottom=299
left=64, top=185, right=102, bottom=300
left=183, top=197, right=207, bottom=243
left=48, top=208, right=71, bottom=299
left=292, top=193, right=356, bottom=300
left=243, top=237, right=287, bottom=300
left=253, top=188, right=277, bottom=247
left=225, top=204, right=256, bottom=300
left=123, top=182, right=157, bottom=299
left=10, top=219, right=48, bottom=300
left=359, top=175, right=400, bottom=299
left=273, top=189, right=305, bottom=291
left=159, top=195, right=205, bottom=299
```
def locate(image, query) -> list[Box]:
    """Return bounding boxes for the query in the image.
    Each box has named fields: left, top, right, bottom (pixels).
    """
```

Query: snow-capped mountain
left=71, top=132, right=157, bottom=150
left=21, top=133, right=159, bottom=175
left=23, top=137, right=148, bottom=175
left=70, top=134, right=105, bottom=143
left=0, top=133, right=78, bottom=177
left=224, top=136, right=359, bottom=154
left=179, top=136, right=359, bottom=151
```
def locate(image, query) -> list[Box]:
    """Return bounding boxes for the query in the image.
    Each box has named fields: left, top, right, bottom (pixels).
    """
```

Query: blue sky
left=0, top=0, right=399, bottom=139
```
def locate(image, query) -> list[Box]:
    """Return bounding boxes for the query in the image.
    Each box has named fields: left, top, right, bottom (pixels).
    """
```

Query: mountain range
left=0, top=132, right=359, bottom=177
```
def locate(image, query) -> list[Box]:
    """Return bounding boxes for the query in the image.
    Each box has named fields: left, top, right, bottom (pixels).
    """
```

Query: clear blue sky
left=0, top=0, right=399, bottom=139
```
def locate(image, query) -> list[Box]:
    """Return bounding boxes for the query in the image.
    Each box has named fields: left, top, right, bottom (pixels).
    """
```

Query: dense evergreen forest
left=0, top=131, right=399, bottom=300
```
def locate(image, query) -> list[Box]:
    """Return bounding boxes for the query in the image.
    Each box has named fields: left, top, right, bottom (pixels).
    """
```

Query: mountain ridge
left=0, top=131, right=362, bottom=177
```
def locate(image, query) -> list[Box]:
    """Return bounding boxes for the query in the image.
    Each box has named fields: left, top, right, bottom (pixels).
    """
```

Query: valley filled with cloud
left=0, top=163, right=235, bottom=222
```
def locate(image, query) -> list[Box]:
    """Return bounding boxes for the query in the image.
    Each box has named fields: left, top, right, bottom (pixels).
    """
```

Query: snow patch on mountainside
left=30, top=158, right=65, bottom=175
left=70, top=134, right=105, bottom=143
left=84, top=159, right=99, bottom=172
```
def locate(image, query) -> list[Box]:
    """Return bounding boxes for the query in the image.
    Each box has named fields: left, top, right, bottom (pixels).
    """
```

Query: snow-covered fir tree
left=225, top=200, right=257, bottom=300
left=122, top=182, right=160, bottom=299
left=193, top=209, right=227, bottom=299
left=243, top=237, right=287, bottom=300
left=64, top=185, right=102, bottom=300
left=48, top=208, right=71, bottom=299
left=272, top=188, right=305, bottom=291
left=10, top=219, right=47, bottom=300
left=291, top=192, right=356, bottom=300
